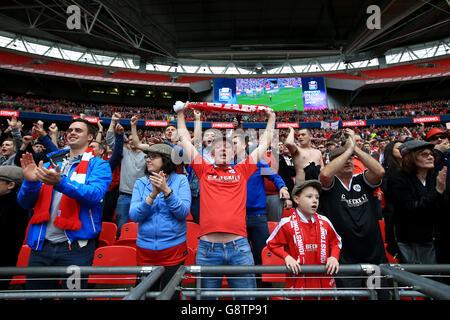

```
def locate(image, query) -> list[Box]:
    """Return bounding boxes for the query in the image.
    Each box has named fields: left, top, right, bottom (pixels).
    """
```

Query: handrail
left=380, top=264, right=450, bottom=300
left=1, top=264, right=449, bottom=300
left=123, top=266, right=165, bottom=300
left=156, top=265, right=186, bottom=301
left=0, top=266, right=154, bottom=277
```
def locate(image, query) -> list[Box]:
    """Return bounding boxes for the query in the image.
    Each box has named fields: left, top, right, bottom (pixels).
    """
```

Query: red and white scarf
left=290, top=209, right=335, bottom=290
left=291, top=209, right=327, bottom=265
left=29, top=148, right=95, bottom=231
left=174, top=101, right=272, bottom=114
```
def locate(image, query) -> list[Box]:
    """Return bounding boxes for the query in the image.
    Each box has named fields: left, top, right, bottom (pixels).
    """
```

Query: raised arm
left=249, top=108, right=276, bottom=164
left=105, top=113, right=121, bottom=148
left=108, top=124, right=124, bottom=172
left=285, top=126, right=299, bottom=156
left=176, top=101, right=199, bottom=164
left=48, top=123, right=59, bottom=147
left=193, top=110, right=203, bottom=149
left=95, top=120, right=104, bottom=143
left=353, top=144, right=385, bottom=186
left=319, top=128, right=356, bottom=188
left=130, top=115, right=150, bottom=151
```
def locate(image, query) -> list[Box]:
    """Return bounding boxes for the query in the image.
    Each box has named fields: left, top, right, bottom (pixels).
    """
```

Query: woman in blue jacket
left=129, top=143, right=191, bottom=298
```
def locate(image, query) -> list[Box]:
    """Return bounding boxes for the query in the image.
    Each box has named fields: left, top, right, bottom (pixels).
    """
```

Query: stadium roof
left=0, top=0, right=449, bottom=76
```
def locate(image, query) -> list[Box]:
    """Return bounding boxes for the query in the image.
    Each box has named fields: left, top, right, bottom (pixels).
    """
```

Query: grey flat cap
left=398, top=140, right=434, bottom=157
left=329, top=147, right=347, bottom=161
left=144, top=143, right=173, bottom=157
left=0, top=165, right=24, bottom=186
left=291, top=179, right=322, bottom=197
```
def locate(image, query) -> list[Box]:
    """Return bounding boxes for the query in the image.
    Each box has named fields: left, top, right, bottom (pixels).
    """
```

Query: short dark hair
left=71, top=119, right=97, bottom=137
left=164, top=124, right=177, bottom=133
left=91, top=141, right=107, bottom=154
left=299, top=128, right=312, bottom=135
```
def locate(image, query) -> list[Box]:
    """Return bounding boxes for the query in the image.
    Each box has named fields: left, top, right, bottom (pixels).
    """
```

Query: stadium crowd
left=0, top=97, right=448, bottom=299
left=1, top=93, right=448, bottom=123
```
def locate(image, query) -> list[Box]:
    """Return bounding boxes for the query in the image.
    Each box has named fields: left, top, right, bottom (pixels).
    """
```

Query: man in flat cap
left=319, top=128, right=388, bottom=298
left=0, top=166, right=28, bottom=289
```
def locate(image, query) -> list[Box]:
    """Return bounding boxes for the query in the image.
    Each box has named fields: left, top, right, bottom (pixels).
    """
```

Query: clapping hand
left=148, top=171, right=171, bottom=195
left=436, top=166, right=447, bottom=194
left=20, top=153, right=38, bottom=181
left=35, top=161, right=62, bottom=186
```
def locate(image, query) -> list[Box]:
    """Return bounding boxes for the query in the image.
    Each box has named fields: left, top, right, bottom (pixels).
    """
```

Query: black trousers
left=101, top=186, right=119, bottom=222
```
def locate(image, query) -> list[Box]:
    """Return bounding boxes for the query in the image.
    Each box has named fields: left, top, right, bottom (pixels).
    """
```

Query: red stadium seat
left=114, top=238, right=138, bottom=250
left=88, top=246, right=137, bottom=285
left=97, top=222, right=118, bottom=247
left=261, top=246, right=285, bottom=283
left=282, top=208, right=295, bottom=218
left=118, top=222, right=138, bottom=240
left=267, top=221, right=279, bottom=235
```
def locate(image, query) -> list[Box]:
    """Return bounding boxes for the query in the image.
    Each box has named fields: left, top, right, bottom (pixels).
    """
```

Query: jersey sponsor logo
left=305, top=244, right=318, bottom=251
left=207, top=174, right=241, bottom=183
left=340, top=194, right=369, bottom=207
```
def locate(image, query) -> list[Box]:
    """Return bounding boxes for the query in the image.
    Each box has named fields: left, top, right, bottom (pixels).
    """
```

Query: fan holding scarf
left=17, top=119, right=112, bottom=290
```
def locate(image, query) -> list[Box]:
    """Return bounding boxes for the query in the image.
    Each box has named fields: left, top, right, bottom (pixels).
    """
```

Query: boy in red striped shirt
left=267, top=180, right=341, bottom=297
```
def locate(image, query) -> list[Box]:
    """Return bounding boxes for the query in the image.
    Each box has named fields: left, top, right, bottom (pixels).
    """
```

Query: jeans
left=196, top=238, right=256, bottom=300
left=26, top=239, right=96, bottom=290
left=397, top=242, right=437, bottom=264
left=116, top=194, right=132, bottom=238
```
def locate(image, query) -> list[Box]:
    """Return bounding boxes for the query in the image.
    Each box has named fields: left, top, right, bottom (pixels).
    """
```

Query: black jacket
left=0, top=191, right=28, bottom=267
left=387, top=170, right=449, bottom=244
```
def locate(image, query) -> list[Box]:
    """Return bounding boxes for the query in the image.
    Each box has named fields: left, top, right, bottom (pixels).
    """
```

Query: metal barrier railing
left=0, top=264, right=449, bottom=300
left=380, top=264, right=450, bottom=300
left=158, top=264, right=376, bottom=300
left=158, top=264, right=450, bottom=300
left=0, top=266, right=163, bottom=300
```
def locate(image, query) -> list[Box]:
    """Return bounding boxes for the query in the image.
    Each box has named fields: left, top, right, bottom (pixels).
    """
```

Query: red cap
left=426, top=128, right=445, bottom=140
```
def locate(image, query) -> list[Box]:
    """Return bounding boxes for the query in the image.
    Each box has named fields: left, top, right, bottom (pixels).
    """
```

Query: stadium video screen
left=213, top=76, right=327, bottom=111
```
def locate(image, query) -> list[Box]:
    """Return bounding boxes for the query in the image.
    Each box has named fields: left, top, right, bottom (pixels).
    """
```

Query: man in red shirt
left=176, top=101, right=276, bottom=299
